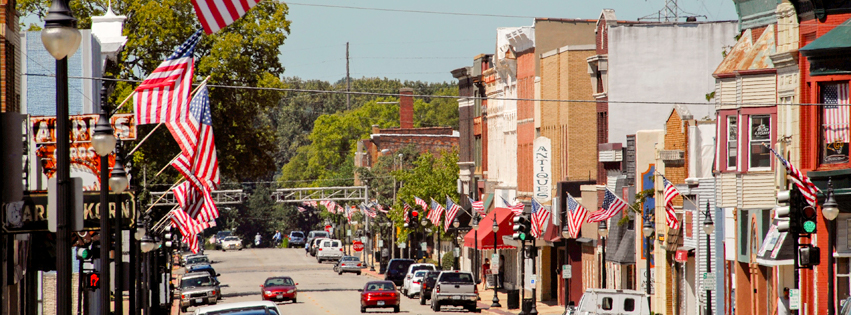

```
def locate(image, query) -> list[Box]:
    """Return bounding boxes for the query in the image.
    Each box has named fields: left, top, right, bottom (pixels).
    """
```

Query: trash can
left=522, top=298, right=534, bottom=313
left=507, top=290, right=520, bottom=309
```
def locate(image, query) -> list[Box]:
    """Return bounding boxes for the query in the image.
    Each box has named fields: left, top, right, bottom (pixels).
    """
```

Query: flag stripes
left=191, top=0, right=260, bottom=34
left=588, top=189, right=627, bottom=223
left=663, top=178, right=681, bottom=230
left=565, top=193, right=587, bottom=239
left=135, top=30, right=202, bottom=126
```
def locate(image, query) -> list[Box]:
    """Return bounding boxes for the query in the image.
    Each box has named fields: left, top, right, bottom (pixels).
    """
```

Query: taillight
left=413, top=281, right=420, bottom=285
left=210, top=291, right=216, bottom=296
left=340, top=248, right=343, bottom=251
left=319, top=248, right=323, bottom=251
left=357, top=263, right=362, bottom=266
left=474, top=285, right=478, bottom=294
left=181, top=294, right=186, bottom=299
left=436, top=285, right=440, bottom=293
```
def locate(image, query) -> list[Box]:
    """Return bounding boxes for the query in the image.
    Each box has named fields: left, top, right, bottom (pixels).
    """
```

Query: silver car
left=334, top=256, right=364, bottom=275
left=179, top=273, right=218, bottom=312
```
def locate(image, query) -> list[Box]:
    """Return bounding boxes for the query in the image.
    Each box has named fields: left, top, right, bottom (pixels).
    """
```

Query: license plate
left=452, top=295, right=461, bottom=300
left=195, top=298, right=204, bottom=304
left=377, top=301, right=385, bottom=306
left=277, top=294, right=283, bottom=298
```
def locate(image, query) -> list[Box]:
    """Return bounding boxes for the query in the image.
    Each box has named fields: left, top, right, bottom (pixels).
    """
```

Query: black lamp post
left=92, top=95, right=115, bottom=315
left=561, top=224, right=572, bottom=314
left=42, top=1, right=82, bottom=314
left=642, top=217, right=654, bottom=312
left=491, top=218, right=501, bottom=308
left=453, top=217, right=461, bottom=270
left=110, top=149, right=129, bottom=315
left=823, top=179, right=839, bottom=315
left=702, top=204, right=714, bottom=315
left=599, top=220, right=609, bottom=289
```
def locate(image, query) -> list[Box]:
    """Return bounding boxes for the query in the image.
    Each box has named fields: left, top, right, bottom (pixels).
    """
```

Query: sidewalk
left=361, top=268, right=564, bottom=315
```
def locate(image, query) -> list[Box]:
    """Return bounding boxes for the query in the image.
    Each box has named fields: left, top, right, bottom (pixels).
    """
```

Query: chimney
left=399, top=88, right=414, bottom=129
left=372, top=124, right=380, bottom=134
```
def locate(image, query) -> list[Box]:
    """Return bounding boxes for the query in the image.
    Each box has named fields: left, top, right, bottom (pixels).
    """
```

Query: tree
left=388, top=149, right=459, bottom=243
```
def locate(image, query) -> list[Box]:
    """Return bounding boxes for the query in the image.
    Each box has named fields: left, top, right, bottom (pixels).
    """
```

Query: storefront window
left=821, top=82, right=850, bottom=164
left=750, top=115, right=771, bottom=169
left=728, top=116, right=738, bottom=169
left=838, top=258, right=851, bottom=303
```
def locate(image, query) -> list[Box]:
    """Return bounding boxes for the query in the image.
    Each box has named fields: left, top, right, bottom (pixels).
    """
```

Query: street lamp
left=453, top=217, right=461, bottom=270
left=94, top=89, right=116, bottom=315
left=599, top=220, right=608, bottom=289
left=110, top=147, right=128, bottom=315
left=491, top=218, right=501, bottom=308
left=642, top=217, right=654, bottom=312
left=43, top=1, right=82, bottom=314
left=562, top=224, right=572, bottom=313
left=703, top=204, right=714, bottom=315
left=472, top=213, right=480, bottom=288
left=824, top=179, right=839, bottom=315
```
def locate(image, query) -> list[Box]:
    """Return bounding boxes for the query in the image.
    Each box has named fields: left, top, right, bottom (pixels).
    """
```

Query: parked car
left=185, top=255, right=211, bottom=268
left=316, top=239, right=344, bottom=263
left=181, top=253, right=204, bottom=266
left=186, top=265, right=222, bottom=299
left=221, top=236, right=243, bottom=251
left=306, top=230, right=330, bottom=249
left=574, top=289, right=650, bottom=315
left=401, top=263, right=435, bottom=295
left=402, top=270, right=428, bottom=298
left=288, top=231, right=306, bottom=248
left=260, top=276, right=298, bottom=303
left=214, top=231, right=232, bottom=250
left=384, top=259, right=415, bottom=287
left=359, top=281, right=400, bottom=313
left=179, top=272, right=219, bottom=312
left=194, top=301, right=281, bottom=315
left=419, top=271, right=441, bottom=305
left=430, top=271, right=478, bottom=312
left=309, top=237, right=327, bottom=257
left=334, top=256, right=364, bottom=275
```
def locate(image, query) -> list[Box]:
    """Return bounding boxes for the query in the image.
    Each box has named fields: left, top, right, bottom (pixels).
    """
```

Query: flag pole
left=653, top=171, right=700, bottom=209
left=154, top=153, right=182, bottom=178
left=144, top=179, right=185, bottom=214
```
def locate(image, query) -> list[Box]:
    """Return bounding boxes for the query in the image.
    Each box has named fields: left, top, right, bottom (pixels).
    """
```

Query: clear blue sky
left=280, top=0, right=738, bottom=84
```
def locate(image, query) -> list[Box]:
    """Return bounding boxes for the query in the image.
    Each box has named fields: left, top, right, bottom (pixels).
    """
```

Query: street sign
left=361, top=236, right=368, bottom=243
left=562, top=264, right=572, bottom=279
left=421, top=242, right=428, bottom=251
left=325, top=225, right=332, bottom=233
left=398, top=242, right=406, bottom=249
left=702, top=272, right=716, bottom=287
left=353, top=241, right=364, bottom=252
left=347, top=229, right=352, bottom=236
left=378, top=240, right=384, bottom=248
left=790, top=289, right=800, bottom=310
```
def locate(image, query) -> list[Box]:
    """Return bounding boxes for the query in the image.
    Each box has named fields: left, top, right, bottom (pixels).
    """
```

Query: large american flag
left=588, top=189, right=628, bottom=223
left=663, top=178, right=681, bottom=230
left=823, top=83, right=850, bottom=145
left=565, top=193, right=587, bottom=239
left=170, top=208, right=210, bottom=254
left=191, top=0, right=260, bottom=34
left=428, top=198, right=445, bottom=226
left=467, top=196, right=485, bottom=216
left=414, top=196, right=429, bottom=212
left=168, top=83, right=220, bottom=189
left=321, top=200, right=337, bottom=214
left=403, top=203, right=412, bottom=224
left=444, top=196, right=462, bottom=232
left=500, top=196, right=524, bottom=215
left=173, top=180, right=218, bottom=222
left=135, top=30, right=202, bottom=125
left=530, top=198, right=550, bottom=238
left=768, top=145, right=821, bottom=206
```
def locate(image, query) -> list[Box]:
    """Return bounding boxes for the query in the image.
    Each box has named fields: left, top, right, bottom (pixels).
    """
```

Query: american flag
left=565, top=193, right=587, bottom=239
left=307, top=201, right=318, bottom=208
left=414, top=196, right=429, bottom=212
left=170, top=208, right=210, bottom=254
left=467, top=196, right=485, bottom=216
left=500, top=196, right=524, bottom=215
left=768, top=145, right=821, bottom=206
left=428, top=198, right=445, bottom=226
left=135, top=30, right=203, bottom=125
left=403, top=203, right=412, bottom=223
left=297, top=206, right=307, bottom=213
left=822, top=83, right=850, bottom=145
left=320, top=200, right=337, bottom=214
left=662, top=178, right=681, bottom=230
left=361, top=204, right=377, bottom=218
left=444, top=196, right=462, bottom=232
left=168, top=83, right=220, bottom=193
left=191, top=0, right=260, bottom=34
left=588, top=189, right=628, bottom=223
left=372, top=201, right=388, bottom=213
left=345, top=205, right=353, bottom=223
left=173, top=180, right=218, bottom=222
left=336, top=204, right=345, bottom=214
left=530, top=198, right=550, bottom=238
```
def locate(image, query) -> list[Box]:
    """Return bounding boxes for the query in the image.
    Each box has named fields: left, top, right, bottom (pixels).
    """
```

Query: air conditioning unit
left=660, top=150, right=685, bottom=162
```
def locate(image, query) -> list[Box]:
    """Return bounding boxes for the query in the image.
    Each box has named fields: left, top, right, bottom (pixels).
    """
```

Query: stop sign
left=353, top=241, right=364, bottom=252
left=325, top=225, right=332, bottom=233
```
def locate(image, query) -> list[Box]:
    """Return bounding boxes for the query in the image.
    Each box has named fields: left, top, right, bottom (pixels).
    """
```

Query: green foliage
left=441, top=252, right=454, bottom=270
left=619, top=188, right=654, bottom=226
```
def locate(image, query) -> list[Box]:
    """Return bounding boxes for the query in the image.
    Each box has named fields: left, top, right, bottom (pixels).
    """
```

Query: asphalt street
left=182, top=247, right=477, bottom=315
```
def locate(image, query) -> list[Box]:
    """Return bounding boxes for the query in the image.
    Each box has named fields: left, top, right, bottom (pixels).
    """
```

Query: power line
left=285, top=2, right=537, bottom=19
left=21, top=72, right=847, bottom=108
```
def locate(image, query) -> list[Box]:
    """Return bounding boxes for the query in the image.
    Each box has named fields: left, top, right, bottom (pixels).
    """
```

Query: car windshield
left=223, top=236, right=239, bottom=241
left=206, top=307, right=279, bottom=315
left=187, top=257, right=209, bottom=264
left=365, top=283, right=395, bottom=291
left=216, top=231, right=232, bottom=238
left=439, top=273, right=474, bottom=283
left=427, top=273, right=440, bottom=280
left=414, top=271, right=428, bottom=278
left=343, top=257, right=358, bottom=261
left=314, top=232, right=329, bottom=238
left=291, top=232, right=304, bottom=237
left=264, top=278, right=294, bottom=287
left=181, top=276, right=213, bottom=288
left=412, top=265, right=435, bottom=272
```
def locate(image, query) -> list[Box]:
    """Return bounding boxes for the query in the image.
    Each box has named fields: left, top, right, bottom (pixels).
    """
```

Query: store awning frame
left=463, top=207, right=517, bottom=250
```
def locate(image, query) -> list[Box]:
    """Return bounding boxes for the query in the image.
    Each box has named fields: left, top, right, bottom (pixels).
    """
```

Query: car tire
left=360, top=306, right=366, bottom=313
left=420, top=295, right=426, bottom=305
left=293, top=298, right=297, bottom=303
left=394, top=306, right=400, bottom=313
left=357, top=272, right=362, bottom=276
left=222, top=249, right=226, bottom=252
left=432, top=301, right=440, bottom=312
left=181, top=307, right=188, bottom=313
left=339, top=271, right=343, bottom=275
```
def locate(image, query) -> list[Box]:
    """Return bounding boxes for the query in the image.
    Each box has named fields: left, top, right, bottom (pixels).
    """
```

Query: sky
left=279, top=0, right=739, bottom=84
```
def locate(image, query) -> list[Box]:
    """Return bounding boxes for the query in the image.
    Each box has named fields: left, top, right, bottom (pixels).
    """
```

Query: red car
left=359, top=281, right=400, bottom=313
left=260, top=276, right=298, bottom=303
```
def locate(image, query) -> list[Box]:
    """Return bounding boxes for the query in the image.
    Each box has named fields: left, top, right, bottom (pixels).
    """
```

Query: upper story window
left=727, top=116, right=738, bottom=170
left=821, top=82, right=850, bottom=165
left=749, top=115, right=771, bottom=169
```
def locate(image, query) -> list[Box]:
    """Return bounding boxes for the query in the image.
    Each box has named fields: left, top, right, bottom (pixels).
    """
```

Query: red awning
left=463, top=208, right=516, bottom=250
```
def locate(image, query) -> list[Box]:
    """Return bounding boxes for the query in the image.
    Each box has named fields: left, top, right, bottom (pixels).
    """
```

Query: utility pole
left=346, top=42, right=350, bottom=111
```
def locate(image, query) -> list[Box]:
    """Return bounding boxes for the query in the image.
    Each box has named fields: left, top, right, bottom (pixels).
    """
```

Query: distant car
left=401, top=263, right=435, bottom=296
left=359, top=281, right=400, bottom=313
left=185, top=255, right=211, bottom=268
left=182, top=253, right=204, bottom=266
left=288, top=231, right=306, bottom=248
left=306, top=230, right=330, bottom=248
left=214, top=231, right=232, bottom=250
left=316, top=239, right=344, bottom=263
left=384, top=259, right=415, bottom=287
left=334, top=256, right=364, bottom=275
left=221, top=236, right=243, bottom=251
left=403, top=270, right=429, bottom=298
left=179, top=272, right=219, bottom=312
left=309, top=237, right=327, bottom=257
left=260, top=276, right=298, bottom=303
left=185, top=270, right=222, bottom=300
left=419, top=271, right=441, bottom=305
left=193, top=301, right=281, bottom=315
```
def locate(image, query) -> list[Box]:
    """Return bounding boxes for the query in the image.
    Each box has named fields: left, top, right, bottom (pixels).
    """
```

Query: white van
left=316, top=239, right=344, bottom=263
left=573, top=289, right=650, bottom=315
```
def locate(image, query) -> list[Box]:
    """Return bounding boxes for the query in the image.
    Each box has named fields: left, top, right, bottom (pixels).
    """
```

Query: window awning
left=675, top=246, right=694, bottom=263
left=463, top=207, right=516, bottom=250
left=756, top=220, right=795, bottom=266
left=800, top=19, right=851, bottom=76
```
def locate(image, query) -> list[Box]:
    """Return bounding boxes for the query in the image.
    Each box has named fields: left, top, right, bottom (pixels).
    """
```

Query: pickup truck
left=429, top=271, right=478, bottom=312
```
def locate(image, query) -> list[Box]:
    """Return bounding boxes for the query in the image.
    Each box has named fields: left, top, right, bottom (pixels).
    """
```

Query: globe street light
left=824, top=179, right=839, bottom=315
left=491, top=217, right=501, bottom=308
left=43, top=1, right=82, bottom=314
left=109, top=146, right=128, bottom=315
left=472, top=213, right=480, bottom=288
left=453, top=217, right=460, bottom=270
left=599, top=220, right=608, bottom=289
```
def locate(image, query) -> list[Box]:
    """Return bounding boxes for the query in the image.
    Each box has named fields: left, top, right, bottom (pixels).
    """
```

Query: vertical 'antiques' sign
left=533, top=137, right=552, bottom=202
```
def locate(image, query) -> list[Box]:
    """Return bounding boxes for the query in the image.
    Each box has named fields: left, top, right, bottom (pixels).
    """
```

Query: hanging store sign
left=533, top=137, right=552, bottom=202
left=2, top=191, right=136, bottom=233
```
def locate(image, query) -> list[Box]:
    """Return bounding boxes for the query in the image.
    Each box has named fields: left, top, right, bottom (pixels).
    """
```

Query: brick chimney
left=399, top=88, right=414, bottom=129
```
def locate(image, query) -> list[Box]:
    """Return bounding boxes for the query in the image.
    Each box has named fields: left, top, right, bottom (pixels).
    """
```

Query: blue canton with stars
left=169, top=30, right=203, bottom=60
left=189, top=86, right=212, bottom=126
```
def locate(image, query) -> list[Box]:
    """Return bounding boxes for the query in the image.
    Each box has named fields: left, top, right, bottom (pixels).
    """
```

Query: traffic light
left=411, top=211, right=419, bottom=229
left=799, top=245, right=821, bottom=267
left=82, top=272, right=100, bottom=290
left=76, top=247, right=92, bottom=261
left=776, top=188, right=802, bottom=234
left=513, top=215, right=530, bottom=241
left=800, top=204, right=818, bottom=234
left=163, top=225, right=176, bottom=248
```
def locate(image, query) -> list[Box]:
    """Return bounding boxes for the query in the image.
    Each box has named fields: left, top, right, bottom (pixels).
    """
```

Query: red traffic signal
left=83, top=273, right=100, bottom=290
left=412, top=211, right=419, bottom=217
